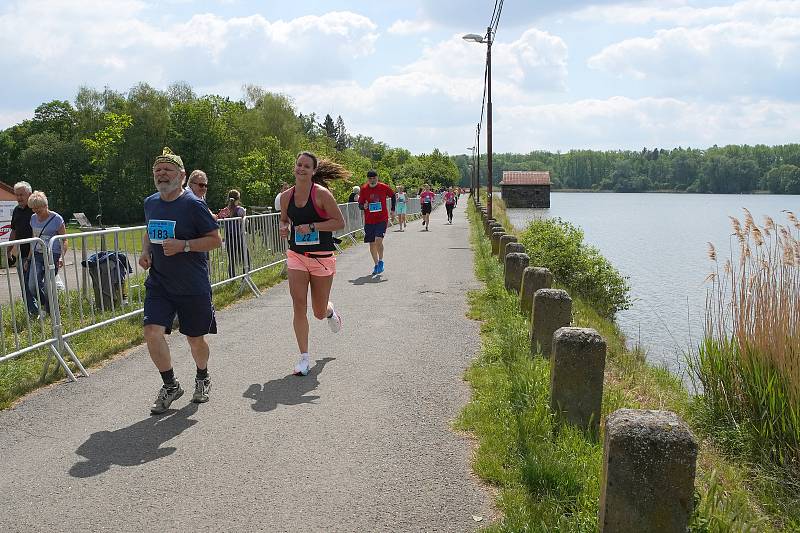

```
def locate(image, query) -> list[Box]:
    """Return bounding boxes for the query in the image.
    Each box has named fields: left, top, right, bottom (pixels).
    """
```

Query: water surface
left=506, top=192, right=799, bottom=377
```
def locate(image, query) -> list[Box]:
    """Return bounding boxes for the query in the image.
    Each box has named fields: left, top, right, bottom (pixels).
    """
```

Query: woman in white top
left=26, top=191, right=67, bottom=314
left=395, top=185, right=408, bottom=231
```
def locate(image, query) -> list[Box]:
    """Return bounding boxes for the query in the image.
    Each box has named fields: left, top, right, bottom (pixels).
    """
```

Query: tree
left=80, top=112, right=133, bottom=224
left=320, top=114, right=337, bottom=141
left=335, top=115, right=348, bottom=151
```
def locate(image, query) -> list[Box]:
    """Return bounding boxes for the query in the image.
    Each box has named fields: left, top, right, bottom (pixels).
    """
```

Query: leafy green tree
left=80, top=112, right=133, bottom=223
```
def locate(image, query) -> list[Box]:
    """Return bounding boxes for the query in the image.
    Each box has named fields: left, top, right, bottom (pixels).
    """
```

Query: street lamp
left=464, top=27, right=493, bottom=218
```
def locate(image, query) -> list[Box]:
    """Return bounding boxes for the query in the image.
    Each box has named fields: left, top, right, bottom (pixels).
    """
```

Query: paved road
left=0, top=203, right=491, bottom=532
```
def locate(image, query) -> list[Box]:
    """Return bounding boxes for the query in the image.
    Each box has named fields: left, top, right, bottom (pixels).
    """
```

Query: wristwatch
left=183, top=240, right=191, bottom=253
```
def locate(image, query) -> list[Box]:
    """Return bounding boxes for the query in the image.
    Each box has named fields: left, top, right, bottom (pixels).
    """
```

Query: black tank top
left=287, top=184, right=336, bottom=254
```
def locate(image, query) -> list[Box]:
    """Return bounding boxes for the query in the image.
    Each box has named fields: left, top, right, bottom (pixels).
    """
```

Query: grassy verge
left=459, top=202, right=778, bottom=531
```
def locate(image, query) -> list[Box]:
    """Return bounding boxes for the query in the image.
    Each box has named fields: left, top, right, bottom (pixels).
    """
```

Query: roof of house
left=0, top=181, right=14, bottom=194
left=499, top=171, right=551, bottom=185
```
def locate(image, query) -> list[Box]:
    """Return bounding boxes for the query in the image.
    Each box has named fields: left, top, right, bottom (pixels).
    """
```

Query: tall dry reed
left=693, top=209, right=800, bottom=469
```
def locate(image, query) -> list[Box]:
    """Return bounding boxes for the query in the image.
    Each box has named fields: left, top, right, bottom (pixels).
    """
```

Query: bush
left=518, top=217, right=631, bottom=317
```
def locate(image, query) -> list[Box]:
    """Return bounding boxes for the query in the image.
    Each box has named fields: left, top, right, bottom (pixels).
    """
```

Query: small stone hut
left=500, top=171, right=551, bottom=208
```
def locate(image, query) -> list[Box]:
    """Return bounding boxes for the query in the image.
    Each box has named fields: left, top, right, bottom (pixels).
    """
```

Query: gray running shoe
left=192, top=378, right=212, bottom=403
left=150, top=383, right=184, bottom=415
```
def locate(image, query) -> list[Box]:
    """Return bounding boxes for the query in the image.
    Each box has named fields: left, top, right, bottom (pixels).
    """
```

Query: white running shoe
left=327, top=303, right=342, bottom=333
left=293, top=355, right=310, bottom=376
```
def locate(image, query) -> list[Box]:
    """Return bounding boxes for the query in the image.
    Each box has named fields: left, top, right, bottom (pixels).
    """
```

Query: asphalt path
left=0, top=202, right=491, bottom=532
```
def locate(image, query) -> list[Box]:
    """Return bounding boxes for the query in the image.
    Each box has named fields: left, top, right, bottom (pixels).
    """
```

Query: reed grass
left=689, top=209, right=800, bottom=473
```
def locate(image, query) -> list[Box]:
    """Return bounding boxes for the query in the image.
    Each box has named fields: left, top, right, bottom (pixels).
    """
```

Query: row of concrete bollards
left=477, top=204, right=698, bottom=533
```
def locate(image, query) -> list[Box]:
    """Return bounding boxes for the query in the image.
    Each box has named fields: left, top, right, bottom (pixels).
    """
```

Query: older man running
left=140, top=148, right=222, bottom=415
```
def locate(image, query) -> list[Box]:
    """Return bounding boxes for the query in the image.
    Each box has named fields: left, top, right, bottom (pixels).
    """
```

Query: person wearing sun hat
left=139, top=147, right=223, bottom=415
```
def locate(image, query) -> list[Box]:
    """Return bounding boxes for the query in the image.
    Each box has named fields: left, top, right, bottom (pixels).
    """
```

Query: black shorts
left=364, top=221, right=388, bottom=243
left=144, top=283, right=217, bottom=337
left=421, top=203, right=432, bottom=215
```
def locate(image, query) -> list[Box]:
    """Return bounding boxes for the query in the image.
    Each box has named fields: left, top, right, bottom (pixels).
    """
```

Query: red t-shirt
left=420, top=191, right=436, bottom=205
left=359, top=182, right=395, bottom=224
left=444, top=191, right=456, bottom=205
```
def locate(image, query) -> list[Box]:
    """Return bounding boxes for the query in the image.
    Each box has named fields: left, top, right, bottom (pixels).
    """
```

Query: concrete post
left=503, top=242, right=525, bottom=268
left=504, top=252, right=529, bottom=293
left=491, top=229, right=506, bottom=255
left=498, top=235, right=517, bottom=262
left=487, top=221, right=502, bottom=237
left=531, top=288, right=571, bottom=357
left=599, top=409, right=698, bottom=533
left=550, top=327, right=606, bottom=435
left=520, top=267, right=553, bottom=318
left=485, top=219, right=498, bottom=236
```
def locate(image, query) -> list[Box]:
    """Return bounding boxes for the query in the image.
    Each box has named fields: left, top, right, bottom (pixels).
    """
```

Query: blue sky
left=0, top=0, right=797, bottom=154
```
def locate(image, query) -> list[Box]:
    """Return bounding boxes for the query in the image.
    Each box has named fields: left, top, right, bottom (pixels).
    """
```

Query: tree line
left=453, top=144, right=800, bottom=194
left=0, top=82, right=461, bottom=224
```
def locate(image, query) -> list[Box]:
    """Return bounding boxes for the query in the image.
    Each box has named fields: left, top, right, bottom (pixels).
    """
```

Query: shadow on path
left=348, top=275, right=387, bottom=286
left=243, top=357, right=335, bottom=413
left=69, top=403, right=199, bottom=478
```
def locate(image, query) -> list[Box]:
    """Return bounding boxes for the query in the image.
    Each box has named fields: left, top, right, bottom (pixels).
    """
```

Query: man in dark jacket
left=7, top=181, right=38, bottom=317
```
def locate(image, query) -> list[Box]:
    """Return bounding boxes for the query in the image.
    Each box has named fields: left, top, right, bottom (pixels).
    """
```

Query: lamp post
left=476, top=122, right=481, bottom=205
left=466, top=146, right=475, bottom=198
left=464, top=27, right=493, bottom=218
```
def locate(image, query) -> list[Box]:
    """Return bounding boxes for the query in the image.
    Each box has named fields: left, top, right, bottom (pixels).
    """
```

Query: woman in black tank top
left=279, top=151, right=348, bottom=376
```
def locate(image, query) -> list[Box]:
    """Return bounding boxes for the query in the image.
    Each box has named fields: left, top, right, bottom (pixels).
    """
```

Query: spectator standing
left=27, top=191, right=67, bottom=315
left=217, top=190, right=248, bottom=279
left=7, top=181, right=38, bottom=317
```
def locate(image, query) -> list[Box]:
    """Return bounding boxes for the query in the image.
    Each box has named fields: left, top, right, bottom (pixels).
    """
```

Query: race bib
left=423, top=197, right=431, bottom=204
left=294, top=227, right=320, bottom=246
left=147, top=219, right=176, bottom=244
left=368, top=202, right=382, bottom=213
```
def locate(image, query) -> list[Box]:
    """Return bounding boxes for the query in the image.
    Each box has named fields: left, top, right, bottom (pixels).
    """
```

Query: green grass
left=460, top=202, right=774, bottom=532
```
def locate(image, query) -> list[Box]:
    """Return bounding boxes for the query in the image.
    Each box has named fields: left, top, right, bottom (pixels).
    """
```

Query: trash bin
left=81, top=251, right=132, bottom=310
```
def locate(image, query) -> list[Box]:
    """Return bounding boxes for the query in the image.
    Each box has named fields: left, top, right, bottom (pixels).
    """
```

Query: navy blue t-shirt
left=144, top=190, right=219, bottom=295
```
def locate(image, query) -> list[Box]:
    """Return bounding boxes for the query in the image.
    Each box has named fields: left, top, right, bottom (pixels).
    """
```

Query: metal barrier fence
left=1, top=194, right=442, bottom=383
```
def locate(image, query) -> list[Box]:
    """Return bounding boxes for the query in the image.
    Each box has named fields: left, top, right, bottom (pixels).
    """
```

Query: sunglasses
left=191, top=182, right=208, bottom=189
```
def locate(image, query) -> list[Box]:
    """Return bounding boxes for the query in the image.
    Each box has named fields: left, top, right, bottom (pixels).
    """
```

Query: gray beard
left=156, top=180, right=181, bottom=195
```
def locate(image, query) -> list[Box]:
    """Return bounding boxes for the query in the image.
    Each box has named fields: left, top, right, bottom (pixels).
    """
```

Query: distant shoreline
left=527, top=189, right=774, bottom=195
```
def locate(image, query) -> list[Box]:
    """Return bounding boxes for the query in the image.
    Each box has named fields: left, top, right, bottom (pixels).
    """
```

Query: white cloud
left=388, top=19, right=434, bottom=35
left=587, top=17, right=800, bottom=99
left=489, top=96, right=800, bottom=153
left=576, top=0, right=800, bottom=26
left=419, top=0, right=651, bottom=28
left=0, top=1, right=379, bottom=101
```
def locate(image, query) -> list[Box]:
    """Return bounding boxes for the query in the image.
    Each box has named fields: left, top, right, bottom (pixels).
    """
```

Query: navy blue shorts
left=143, top=284, right=217, bottom=337
left=364, top=221, right=387, bottom=243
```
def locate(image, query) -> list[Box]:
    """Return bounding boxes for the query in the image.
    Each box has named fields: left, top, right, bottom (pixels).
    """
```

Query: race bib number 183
left=148, top=219, right=176, bottom=244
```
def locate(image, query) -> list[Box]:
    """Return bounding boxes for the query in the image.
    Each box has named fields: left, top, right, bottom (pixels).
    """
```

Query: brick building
left=500, top=171, right=551, bottom=208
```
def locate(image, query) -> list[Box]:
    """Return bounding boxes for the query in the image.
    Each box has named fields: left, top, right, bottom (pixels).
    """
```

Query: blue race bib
left=368, top=201, right=382, bottom=213
left=294, top=227, right=320, bottom=245
left=147, top=219, right=176, bottom=244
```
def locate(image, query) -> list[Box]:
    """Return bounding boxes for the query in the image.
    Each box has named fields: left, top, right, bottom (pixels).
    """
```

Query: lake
left=505, top=192, right=799, bottom=379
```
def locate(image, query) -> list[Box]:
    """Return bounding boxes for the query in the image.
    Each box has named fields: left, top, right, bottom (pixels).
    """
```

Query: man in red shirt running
left=359, top=170, right=395, bottom=275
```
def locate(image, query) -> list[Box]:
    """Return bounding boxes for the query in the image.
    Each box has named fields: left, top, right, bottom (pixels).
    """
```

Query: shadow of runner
left=347, top=275, right=388, bottom=286
left=243, top=357, right=335, bottom=413
left=69, top=403, right=199, bottom=478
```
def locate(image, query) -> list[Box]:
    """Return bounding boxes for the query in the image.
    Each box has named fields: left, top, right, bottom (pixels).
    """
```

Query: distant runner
left=395, top=185, right=408, bottom=231
left=419, top=184, right=435, bottom=231
left=140, top=148, right=222, bottom=415
left=280, top=151, right=347, bottom=376
left=358, top=170, right=395, bottom=275
left=444, top=186, right=456, bottom=224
